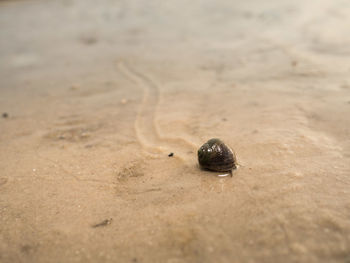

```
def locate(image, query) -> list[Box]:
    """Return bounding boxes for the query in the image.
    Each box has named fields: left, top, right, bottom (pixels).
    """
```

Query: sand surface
left=1, top=0, right=350, bottom=262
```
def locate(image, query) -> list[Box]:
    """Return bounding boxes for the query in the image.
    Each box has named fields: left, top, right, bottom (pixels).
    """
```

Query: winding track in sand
left=117, top=61, right=197, bottom=162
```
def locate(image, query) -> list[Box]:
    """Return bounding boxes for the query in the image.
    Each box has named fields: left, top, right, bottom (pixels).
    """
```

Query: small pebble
left=92, top=218, right=112, bottom=228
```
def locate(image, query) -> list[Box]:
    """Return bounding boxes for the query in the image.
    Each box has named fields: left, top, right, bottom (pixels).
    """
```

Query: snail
left=198, top=138, right=237, bottom=175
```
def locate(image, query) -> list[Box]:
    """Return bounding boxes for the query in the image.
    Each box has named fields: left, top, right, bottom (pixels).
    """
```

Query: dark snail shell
left=198, top=138, right=237, bottom=172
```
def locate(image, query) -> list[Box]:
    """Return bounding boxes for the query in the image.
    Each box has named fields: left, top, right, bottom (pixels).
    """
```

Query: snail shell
left=198, top=138, right=237, bottom=172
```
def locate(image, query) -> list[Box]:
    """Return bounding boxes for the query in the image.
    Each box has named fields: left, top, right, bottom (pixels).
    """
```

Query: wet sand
left=1, top=0, right=350, bottom=262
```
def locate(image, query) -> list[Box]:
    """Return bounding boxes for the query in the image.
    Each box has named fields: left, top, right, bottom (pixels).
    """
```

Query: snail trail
left=117, top=61, right=197, bottom=163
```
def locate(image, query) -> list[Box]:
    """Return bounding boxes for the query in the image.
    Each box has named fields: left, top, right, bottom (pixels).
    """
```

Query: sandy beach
left=1, top=0, right=350, bottom=262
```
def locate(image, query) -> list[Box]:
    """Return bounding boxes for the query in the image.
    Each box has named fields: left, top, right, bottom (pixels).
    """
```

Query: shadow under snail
left=198, top=138, right=237, bottom=175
